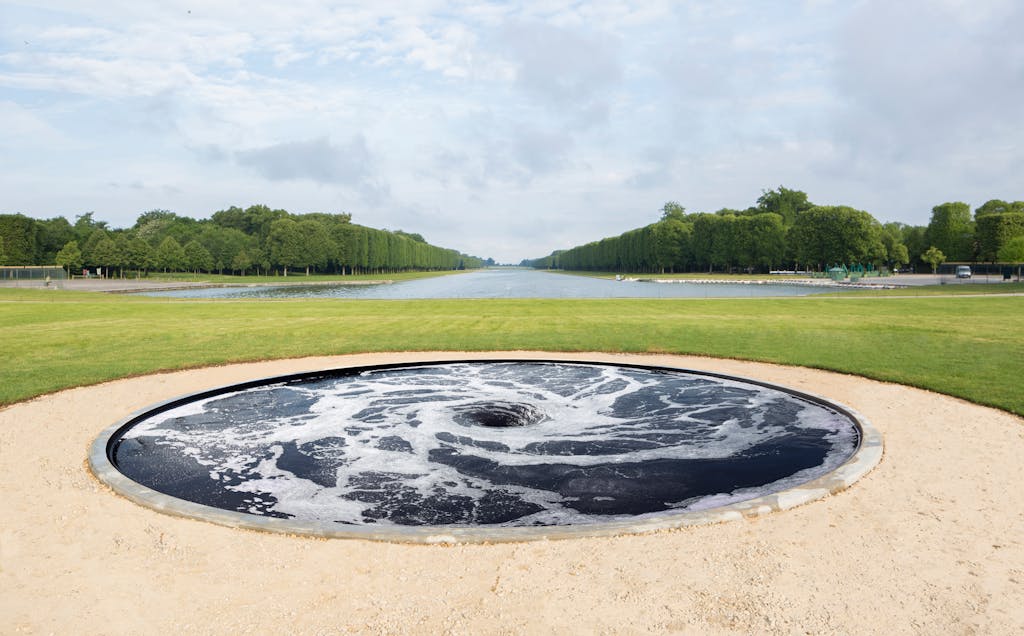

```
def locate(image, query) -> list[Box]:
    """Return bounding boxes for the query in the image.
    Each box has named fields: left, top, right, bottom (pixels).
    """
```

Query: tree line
left=522, top=188, right=1024, bottom=274
left=0, top=205, right=485, bottom=276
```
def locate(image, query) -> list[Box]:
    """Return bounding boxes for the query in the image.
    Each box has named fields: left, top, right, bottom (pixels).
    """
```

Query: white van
left=956, top=265, right=972, bottom=279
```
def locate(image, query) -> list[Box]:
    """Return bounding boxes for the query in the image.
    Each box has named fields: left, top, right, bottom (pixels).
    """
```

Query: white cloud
left=834, top=0, right=1024, bottom=146
left=824, top=0, right=1024, bottom=219
left=499, top=20, right=622, bottom=115
left=235, top=136, right=376, bottom=188
left=2, top=1, right=1022, bottom=262
left=0, top=100, right=67, bottom=144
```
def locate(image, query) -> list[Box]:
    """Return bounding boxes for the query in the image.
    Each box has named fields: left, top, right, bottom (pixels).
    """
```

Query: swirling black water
left=110, top=362, right=859, bottom=526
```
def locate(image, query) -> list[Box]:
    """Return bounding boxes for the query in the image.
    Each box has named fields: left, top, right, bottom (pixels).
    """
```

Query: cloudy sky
left=2, top=1, right=1022, bottom=262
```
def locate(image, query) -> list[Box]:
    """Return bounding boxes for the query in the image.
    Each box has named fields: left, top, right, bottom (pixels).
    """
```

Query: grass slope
left=2, top=289, right=1022, bottom=415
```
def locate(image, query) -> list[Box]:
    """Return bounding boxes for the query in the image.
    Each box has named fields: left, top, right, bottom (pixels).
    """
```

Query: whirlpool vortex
left=97, top=361, right=867, bottom=532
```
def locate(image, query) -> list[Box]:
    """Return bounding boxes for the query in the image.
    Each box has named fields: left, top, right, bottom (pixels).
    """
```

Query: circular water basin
left=90, top=360, right=881, bottom=542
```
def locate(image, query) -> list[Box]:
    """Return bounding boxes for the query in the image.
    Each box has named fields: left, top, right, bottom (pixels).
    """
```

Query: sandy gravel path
left=2, top=351, right=1022, bottom=634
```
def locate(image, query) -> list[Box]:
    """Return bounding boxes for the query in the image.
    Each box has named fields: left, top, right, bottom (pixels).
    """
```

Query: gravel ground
left=2, top=351, right=1023, bottom=634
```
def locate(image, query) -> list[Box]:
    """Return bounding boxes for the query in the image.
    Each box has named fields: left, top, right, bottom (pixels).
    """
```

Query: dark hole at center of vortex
left=453, top=401, right=545, bottom=428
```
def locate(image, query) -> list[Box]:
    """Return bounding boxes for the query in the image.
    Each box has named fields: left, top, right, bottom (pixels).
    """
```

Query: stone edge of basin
left=87, top=357, right=884, bottom=545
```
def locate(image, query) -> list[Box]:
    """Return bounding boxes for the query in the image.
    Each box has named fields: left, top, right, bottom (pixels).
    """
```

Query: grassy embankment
left=2, top=288, right=1022, bottom=416
left=556, top=270, right=813, bottom=281
left=820, top=283, right=1024, bottom=297
left=549, top=269, right=1024, bottom=296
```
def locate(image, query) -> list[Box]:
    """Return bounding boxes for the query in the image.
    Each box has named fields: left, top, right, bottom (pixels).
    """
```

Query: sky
left=2, top=1, right=1022, bottom=263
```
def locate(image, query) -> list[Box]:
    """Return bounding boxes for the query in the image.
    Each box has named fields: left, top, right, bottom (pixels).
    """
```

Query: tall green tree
left=367, top=228, right=389, bottom=273
left=297, top=219, right=331, bottom=275
left=212, top=204, right=290, bottom=242
left=652, top=217, right=691, bottom=273
left=921, top=246, right=946, bottom=274
left=132, top=209, right=202, bottom=248
left=125, top=237, right=154, bottom=275
left=975, top=213, right=1024, bottom=262
left=266, top=218, right=304, bottom=276
left=756, top=186, right=812, bottom=227
left=209, top=206, right=249, bottom=232
left=0, top=214, right=39, bottom=265
left=881, top=223, right=911, bottom=270
left=80, top=228, right=110, bottom=268
left=35, top=217, right=75, bottom=264
left=692, top=213, right=736, bottom=272
left=743, top=213, right=787, bottom=271
left=133, top=209, right=177, bottom=245
left=788, top=206, right=885, bottom=270
left=325, top=222, right=352, bottom=273
left=231, top=249, right=254, bottom=275
left=899, top=224, right=928, bottom=270
left=114, top=235, right=131, bottom=278
left=925, top=202, right=973, bottom=261
left=183, top=240, right=215, bottom=273
left=72, top=212, right=108, bottom=244
left=351, top=227, right=370, bottom=273
left=55, top=241, right=83, bottom=276
left=975, top=199, right=1024, bottom=217
left=198, top=225, right=250, bottom=274
left=998, top=236, right=1024, bottom=281
left=155, top=236, right=185, bottom=272
left=660, top=201, right=687, bottom=222
left=90, top=237, right=121, bottom=278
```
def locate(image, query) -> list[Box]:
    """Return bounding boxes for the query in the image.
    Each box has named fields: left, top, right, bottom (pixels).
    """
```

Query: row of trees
left=522, top=188, right=1024, bottom=274
left=0, top=205, right=485, bottom=276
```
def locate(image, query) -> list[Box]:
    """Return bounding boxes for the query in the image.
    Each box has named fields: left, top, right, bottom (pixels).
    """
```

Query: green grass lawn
left=2, top=288, right=1023, bottom=416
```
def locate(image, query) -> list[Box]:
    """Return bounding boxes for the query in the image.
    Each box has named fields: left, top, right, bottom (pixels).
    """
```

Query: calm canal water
left=140, top=269, right=843, bottom=299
